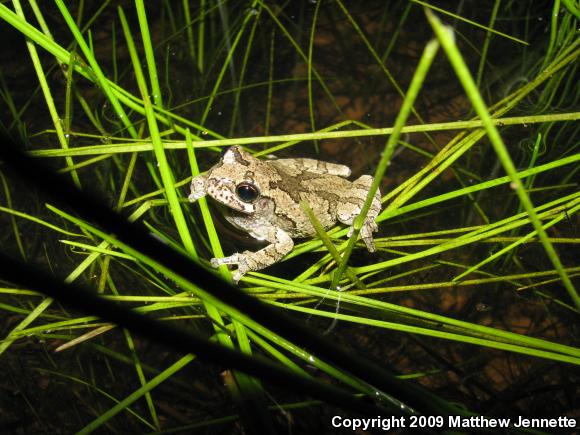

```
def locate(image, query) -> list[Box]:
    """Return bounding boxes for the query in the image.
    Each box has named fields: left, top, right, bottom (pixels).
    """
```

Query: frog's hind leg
left=338, top=175, right=381, bottom=252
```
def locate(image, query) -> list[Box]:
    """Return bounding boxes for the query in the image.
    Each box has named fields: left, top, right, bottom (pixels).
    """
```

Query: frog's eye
left=235, top=182, right=260, bottom=203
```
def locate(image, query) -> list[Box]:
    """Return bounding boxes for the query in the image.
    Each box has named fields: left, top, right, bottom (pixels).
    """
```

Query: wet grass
left=0, top=1, right=578, bottom=432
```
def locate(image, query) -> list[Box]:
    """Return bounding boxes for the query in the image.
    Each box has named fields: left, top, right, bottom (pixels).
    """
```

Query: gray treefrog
left=188, top=146, right=381, bottom=282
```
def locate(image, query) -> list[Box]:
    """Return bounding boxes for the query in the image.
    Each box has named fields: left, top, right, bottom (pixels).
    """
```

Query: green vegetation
left=0, top=1, right=578, bottom=432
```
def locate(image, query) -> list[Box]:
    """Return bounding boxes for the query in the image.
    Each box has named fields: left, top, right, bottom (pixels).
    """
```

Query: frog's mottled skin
left=189, top=146, right=381, bottom=282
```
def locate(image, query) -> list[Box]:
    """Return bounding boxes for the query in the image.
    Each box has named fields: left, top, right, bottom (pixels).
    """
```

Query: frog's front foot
left=209, top=229, right=294, bottom=283
left=188, top=174, right=207, bottom=202
left=210, top=252, right=252, bottom=283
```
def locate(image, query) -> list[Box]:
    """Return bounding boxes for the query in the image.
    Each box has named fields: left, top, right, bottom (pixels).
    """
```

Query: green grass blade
left=426, top=9, right=580, bottom=310
left=54, top=0, right=137, bottom=138
left=332, top=38, right=440, bottom=288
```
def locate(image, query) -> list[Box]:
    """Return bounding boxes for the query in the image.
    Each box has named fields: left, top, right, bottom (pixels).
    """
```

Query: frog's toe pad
left=362, top=237, right=376, bottom=252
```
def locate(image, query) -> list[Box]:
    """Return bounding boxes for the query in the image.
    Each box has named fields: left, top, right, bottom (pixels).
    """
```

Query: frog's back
left=266, top=163, right=351, bottom=237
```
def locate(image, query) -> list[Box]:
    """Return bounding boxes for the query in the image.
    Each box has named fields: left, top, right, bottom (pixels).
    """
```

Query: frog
left=188, top=146, right=381, bottom=283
